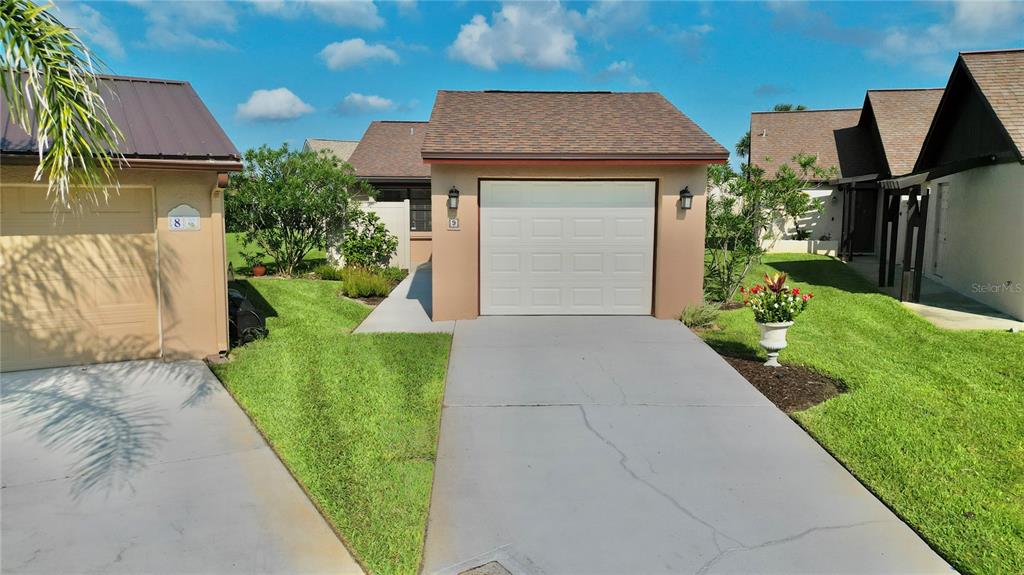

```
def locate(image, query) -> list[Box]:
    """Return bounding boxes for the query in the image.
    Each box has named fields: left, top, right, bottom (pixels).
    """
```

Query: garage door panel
left=481, top=180, right=655, bottom=315
left=572, top=218, right=604, bottom=239
left=530, top=218, right=562, bottom=239
left=1, top=186, right=159, bottom=371
left=572, top=253, right=604, bottom=273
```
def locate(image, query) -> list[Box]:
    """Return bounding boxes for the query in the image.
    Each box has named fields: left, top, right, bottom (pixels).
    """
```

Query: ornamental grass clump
left=742, top=273, right=813, bottom=323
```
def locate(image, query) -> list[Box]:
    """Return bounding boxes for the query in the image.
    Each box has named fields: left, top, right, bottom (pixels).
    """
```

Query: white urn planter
left=757, top=321, right=794, bottom=367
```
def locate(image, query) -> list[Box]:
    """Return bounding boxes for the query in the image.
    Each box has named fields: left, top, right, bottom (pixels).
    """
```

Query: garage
left=480, top=180, right=656, bottom=315
left=0, top=186, right=160, bottom=371
left=0, top=74, right=241, bottom=372
left=421, top=90, right=728, bottom=321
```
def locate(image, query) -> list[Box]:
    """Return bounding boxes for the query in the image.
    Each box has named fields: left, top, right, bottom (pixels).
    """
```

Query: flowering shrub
left=741, top=273, right=814, bottom=323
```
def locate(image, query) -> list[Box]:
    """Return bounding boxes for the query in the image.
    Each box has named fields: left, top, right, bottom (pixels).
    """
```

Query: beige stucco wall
left=411, top=232, right=432, bottom=263
left=429, top=163, right=709, bottom=320
left=1, top=164, right=229, bottom=365
left=921, top=162, right=1024, bottom=320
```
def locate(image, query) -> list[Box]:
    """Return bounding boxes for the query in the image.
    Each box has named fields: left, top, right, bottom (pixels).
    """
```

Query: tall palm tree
left=1, top=0, right=122, bottom=208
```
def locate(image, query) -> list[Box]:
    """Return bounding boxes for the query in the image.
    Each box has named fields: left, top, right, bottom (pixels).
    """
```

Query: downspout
left=211, top=172, right=231, bottom=357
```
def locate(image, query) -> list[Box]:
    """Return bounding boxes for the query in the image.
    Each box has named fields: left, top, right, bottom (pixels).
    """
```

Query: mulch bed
left=720, top=355, right=845, bottom=412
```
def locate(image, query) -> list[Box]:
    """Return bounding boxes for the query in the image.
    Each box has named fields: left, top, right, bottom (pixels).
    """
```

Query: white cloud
left=446, top=1, right=654, bottom=71
left=250, top=0, right=384, bottom=29
left=594, top=60, right=647, bottom=86
left=396, top=0, right=418, bottom=17
left=319, top=38, right=399, bottom=70
left=337, top=92, right=396, bottom=114
left=868, top=1, right=1024, bottom=70
left=236, top=88, right=314, bottom=121
left=580, top=0, right=648, bottom=40
left=766, top=0, right=1024, bottom=72
left=55, top=2, right=124, bottom=59
left=130, top=0, right=237, bottom=50
left=448, top=2, right=580, bottom=70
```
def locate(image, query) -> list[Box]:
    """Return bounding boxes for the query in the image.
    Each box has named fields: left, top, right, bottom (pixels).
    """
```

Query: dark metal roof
left=2, top=74, right=240, bottom=162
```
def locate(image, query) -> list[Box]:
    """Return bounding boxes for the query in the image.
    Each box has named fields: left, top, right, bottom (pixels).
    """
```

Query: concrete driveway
left=423, top=317, right=950, bottom=574
left=1, top=360, right=361, bottom=575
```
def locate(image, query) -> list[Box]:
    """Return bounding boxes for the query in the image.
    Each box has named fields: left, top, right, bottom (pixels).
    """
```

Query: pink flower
left=802, top=295, right=809, bottom=301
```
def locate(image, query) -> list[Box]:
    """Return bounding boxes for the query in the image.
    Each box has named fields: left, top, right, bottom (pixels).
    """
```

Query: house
left=749, top=108, right=863, bottom=250
left=892, top=49, right=1024, bottom=320
left=0, top=75, right=241, bottom=371
left=347, top=121, right=432, bottom=264
left=420, top=90, right=728, bottom=320
left=303, top=138, right=359, bottom=161
left=749, top=48, right=1023, bottom=322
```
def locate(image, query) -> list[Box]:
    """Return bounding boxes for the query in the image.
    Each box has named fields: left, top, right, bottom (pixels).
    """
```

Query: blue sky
left=57, top=1, right=1024, bottom=161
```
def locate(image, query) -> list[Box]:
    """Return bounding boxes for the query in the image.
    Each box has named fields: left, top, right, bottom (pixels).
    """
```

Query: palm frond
left=1, top=0, right=123, bottom=208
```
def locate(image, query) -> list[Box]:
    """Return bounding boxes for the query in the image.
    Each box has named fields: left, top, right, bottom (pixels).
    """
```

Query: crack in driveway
left=694, top=520, right=889, bottom=575
left=576, top=404, right=745, bottom=554
left=577, top=404, right=892, bottom=575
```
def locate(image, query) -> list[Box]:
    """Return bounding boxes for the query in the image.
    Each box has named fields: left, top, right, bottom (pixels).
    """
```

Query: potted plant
left=741, top=273, right=813, bottom=367
left=241, top=250, right=267, bottom=277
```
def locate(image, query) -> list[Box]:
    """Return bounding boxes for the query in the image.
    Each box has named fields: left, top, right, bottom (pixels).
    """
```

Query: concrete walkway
left=847, top=256, right=1023, bottom=331
left=1, top=360, right=362, bottom=574
left=355, top=262, right=455, bottom=334
left=423, top=317, right=950, bottom=575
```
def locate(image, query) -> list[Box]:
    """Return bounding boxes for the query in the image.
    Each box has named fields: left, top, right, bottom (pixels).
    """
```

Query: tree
left=226, top=144, right=372, bottom=276
left=735, top=131, right=750, bottom=163
left=772, top=103, right=807, bottom=111
left=1, top=0, right=122, bottom=208
left=704, top=154, right=831, bottom=301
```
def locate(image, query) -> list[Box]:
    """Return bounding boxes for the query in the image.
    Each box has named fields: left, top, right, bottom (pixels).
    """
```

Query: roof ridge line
left=751, top=107, right=860, bottom=114
left=960, top=48, right=1024, bottom=55
left=868, top=88, right=944, bottom=92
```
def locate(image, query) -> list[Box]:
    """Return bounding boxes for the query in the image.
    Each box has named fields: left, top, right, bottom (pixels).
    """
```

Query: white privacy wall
left=330, top=200, right=410, bottom=269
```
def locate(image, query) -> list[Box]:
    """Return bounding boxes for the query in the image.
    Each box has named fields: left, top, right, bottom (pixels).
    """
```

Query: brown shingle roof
left=1, top=74, right=239, bottom=161
left=749, top=109, right=864, bottom=178
left=421, top=91, right=727, bottom=161
left=347, top=121, right=429, bottom=179
left=961, top=49, right=1024, bottom=157
left=304, top=138, right=359, bottom=161
left=864, top=89, right=944, bottom=176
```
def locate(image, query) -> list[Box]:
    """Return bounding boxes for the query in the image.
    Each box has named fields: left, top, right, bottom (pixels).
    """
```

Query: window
left=373, top=185, right=432, bottom=231
left=410, top=188, right=431, bottom=232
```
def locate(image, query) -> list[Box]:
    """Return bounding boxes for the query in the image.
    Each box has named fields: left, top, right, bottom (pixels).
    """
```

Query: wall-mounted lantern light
left=448, top=186, right=460, bottom=210
left=679, top=186, right=693, bottom=210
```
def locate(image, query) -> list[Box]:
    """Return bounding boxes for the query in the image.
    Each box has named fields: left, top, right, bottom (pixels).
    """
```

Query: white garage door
left=480, top=180, right=656, bottom=315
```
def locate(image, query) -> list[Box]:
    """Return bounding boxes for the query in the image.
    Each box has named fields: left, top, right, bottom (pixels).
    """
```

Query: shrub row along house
left=0, top=75, right=241, bottom=371
left=314, top=90, right=728, bottom=320
left=751, top=49, right=1023, bottom=321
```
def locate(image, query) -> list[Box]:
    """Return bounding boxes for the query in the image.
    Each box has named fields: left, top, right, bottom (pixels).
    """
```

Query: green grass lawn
left=211, top=278, right=451, bottom=575
left=226, top=232, right=328, bottom=274
left=701, top=253, right=1024, bottom=575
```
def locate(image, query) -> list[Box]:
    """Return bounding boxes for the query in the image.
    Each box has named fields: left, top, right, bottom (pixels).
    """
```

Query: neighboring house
left=347, top=121, right=433, bottom=264
left=420, top=90, right=728, bottom=320
left=891, top=49, right=1024, bottom=320
left=0, top=75, right=241, bottom=371
left=749, top=108, right=862, bottom=247
left=303, top=138, right=359, bottom=162
left=749, top=48, right=1023, bottom=321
